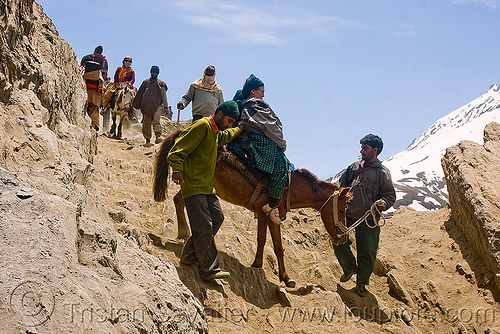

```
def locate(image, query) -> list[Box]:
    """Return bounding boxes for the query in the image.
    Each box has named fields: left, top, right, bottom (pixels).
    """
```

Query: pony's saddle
left=223, top=136, right=292, bottom=218
left=226, top=131, right=257, bottom=171
left=219, top=149, right=269, bottom=193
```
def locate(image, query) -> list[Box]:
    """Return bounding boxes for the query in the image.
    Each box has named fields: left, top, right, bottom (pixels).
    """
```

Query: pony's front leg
left=117, top=121, right=123, bottom=139
left=252, top=212, right=267, bottom=268
left=267, top=220, right=295, bottom=287
left=110, top=113, right=117, bottom=137
left=173, top=190, right=190, bottom=240
left=102, top=109, right=110, bottom=133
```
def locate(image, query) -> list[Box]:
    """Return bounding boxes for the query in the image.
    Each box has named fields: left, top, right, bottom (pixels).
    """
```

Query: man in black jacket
left=333, top=134, right=396, bottom=297
left=133, top=65, right=168, bottom=147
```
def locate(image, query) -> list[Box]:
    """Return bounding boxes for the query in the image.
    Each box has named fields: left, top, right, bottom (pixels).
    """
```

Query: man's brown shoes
left=340, top=267, right=357, bottom=282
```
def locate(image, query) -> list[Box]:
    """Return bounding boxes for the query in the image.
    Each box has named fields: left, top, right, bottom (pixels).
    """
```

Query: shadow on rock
left=160, top=238, right=281, bottom=309
left=219, top=251, right=281, bottom=309
left=336, top=284, right=391, bottom=324
left=154, top=236, right=184, bottom=257
left=444, top=217, right=500, bottom=303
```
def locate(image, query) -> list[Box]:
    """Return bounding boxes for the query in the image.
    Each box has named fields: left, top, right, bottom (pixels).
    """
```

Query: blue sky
left=38, top=0, right=500, bottom=178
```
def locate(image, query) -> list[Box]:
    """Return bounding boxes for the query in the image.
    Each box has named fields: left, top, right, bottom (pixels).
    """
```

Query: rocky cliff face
left=0, top=0, right=94, bottom=186
left=0, top=1, right=206, bottom=332
left=442, top=122, right=500, bottom=291
left=0, top=0, right=87, bottom=131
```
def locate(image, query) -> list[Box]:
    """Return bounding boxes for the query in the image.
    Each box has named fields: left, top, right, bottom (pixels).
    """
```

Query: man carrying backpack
left=80, top=46, right=107, bottom=131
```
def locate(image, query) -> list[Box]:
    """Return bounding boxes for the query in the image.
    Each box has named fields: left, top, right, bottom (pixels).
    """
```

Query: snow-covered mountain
left=382, top=84, right=500, bottom=211
left=328, top=84, right=500, bottom=211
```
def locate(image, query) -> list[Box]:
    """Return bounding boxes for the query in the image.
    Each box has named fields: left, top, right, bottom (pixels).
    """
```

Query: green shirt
left=167, top=116, right=241, bottom=198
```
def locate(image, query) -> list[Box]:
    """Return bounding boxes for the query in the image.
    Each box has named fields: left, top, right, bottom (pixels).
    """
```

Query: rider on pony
left=232, top=74, right=288, bottom=226
left=102, top=56, right=136, bottom=114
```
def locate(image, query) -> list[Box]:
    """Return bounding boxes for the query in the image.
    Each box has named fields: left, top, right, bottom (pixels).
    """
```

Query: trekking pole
left=176, top=107, right=180, bottom=128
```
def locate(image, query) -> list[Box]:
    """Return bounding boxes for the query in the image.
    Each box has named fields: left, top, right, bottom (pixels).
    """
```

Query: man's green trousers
left=332, top=218, right=380, bottom=285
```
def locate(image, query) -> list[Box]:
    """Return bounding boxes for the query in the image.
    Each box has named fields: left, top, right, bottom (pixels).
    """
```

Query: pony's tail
left=153, top=129, right=183, bottom=202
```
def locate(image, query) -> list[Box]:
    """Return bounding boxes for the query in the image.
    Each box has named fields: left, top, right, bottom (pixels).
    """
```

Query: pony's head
left=116, top=87, right=134, bottom=111
left=320, top=187, right=351, bottom=246
left=290, top=169, right=352, bottom=244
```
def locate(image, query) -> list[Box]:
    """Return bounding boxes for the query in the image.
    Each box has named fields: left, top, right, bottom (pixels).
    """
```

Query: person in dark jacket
left=133, top=65, right=168, bottom=147
left=93, top=45, right=108, bottom=78
left=333, top=134, right=396, bottom=297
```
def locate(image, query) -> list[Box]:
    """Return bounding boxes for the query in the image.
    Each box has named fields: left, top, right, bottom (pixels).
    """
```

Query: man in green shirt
left=168, top=101, right=241, bottom=281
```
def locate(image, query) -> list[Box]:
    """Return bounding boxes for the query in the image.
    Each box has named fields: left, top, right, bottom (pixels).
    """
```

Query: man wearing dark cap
left=334, top=134, right=395, bottom=297
left=168, top=101, right=242, bottom=281
left=177, top=65, right=224, bottom=122
left=92, top=45, right=108, bottom=78
left=133, top=65, right=168, bottom=147
left=235, top=74, right=288, bottom=225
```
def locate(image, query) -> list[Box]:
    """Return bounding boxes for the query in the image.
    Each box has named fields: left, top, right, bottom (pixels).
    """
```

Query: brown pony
left=153, top=129, right=351, bottom=287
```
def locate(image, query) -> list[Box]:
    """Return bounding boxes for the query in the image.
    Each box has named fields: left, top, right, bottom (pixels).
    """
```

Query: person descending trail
left=177, top=65, right=224, bottom=123
left=167, top=101, right=242, bottom=281
left=133, top=65, right=168, bottom=147
left=80, top=45, right=107, bottom=131
left=102, top=56, right=136, bottom=111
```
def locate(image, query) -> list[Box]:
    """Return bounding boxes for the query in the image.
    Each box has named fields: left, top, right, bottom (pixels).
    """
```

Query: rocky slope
left=84, top=125, right=500, bottom=334
left=1, top=1, right=499, bottom=333
left=0, top=1, right=205, bottom=333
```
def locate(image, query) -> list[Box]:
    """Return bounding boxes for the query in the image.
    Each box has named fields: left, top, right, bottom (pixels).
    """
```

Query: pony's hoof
left=281, top=276, right=296, bottom=288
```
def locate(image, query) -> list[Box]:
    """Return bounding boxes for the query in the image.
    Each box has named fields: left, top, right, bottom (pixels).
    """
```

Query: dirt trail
left=91, top=122, right=500, bottom=333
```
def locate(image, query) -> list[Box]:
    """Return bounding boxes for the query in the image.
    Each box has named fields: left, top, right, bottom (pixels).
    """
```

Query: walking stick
left=176, top=107, right=180, bottom=128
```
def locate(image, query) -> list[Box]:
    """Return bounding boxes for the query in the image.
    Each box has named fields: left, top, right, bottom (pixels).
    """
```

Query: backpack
left=83, top=54, right=103, bottom=73
left=82, top=54, right=104, bottom=89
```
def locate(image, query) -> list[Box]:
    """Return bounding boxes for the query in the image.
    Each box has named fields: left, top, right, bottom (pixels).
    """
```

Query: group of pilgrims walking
left=81, top=45, right=396, bottom=297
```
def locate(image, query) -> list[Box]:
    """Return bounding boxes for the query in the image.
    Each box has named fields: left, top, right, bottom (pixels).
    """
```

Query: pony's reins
left=336, top=202, right=386, bottom=239
left=317, top=193, right=386, bottom=241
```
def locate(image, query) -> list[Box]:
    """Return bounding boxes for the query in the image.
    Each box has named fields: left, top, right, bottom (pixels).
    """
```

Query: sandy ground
left=91, top=120, right=500, bottom=333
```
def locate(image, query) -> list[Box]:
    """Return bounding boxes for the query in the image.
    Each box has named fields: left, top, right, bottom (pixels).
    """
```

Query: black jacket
left=339, top=159, right=396, bottom=220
